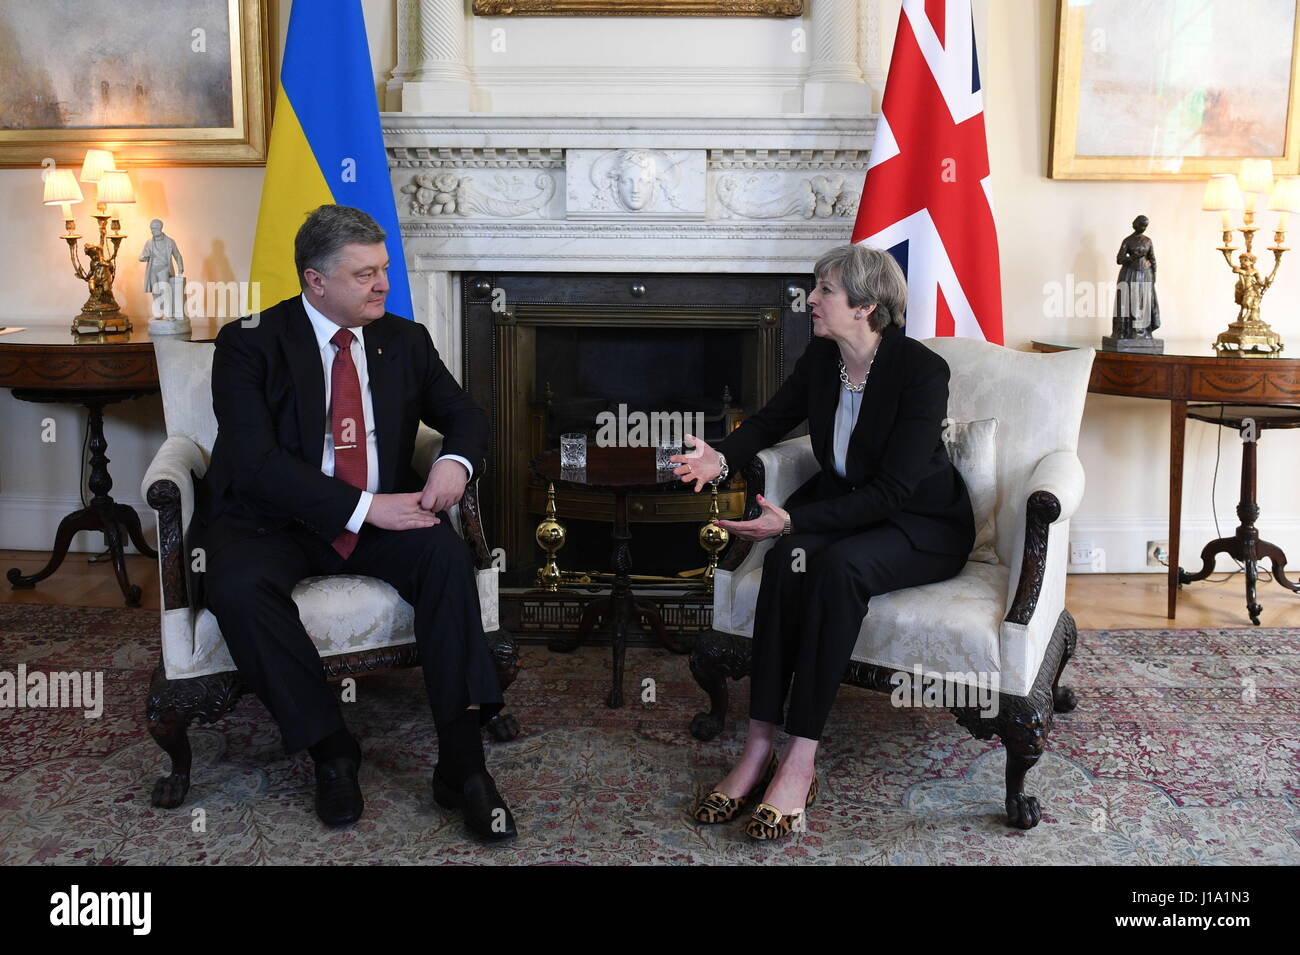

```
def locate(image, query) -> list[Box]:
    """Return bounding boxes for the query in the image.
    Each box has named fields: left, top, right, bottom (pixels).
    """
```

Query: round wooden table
left=1031, top=337, right=1300, bottom=620
left=0, top=319, right=222, bottom=605
left=531, top=445, right=694, bottom=707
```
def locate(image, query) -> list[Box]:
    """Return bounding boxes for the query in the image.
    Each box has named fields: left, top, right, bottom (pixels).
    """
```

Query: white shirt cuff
left=436, top=454, right=474, bottom=480
left=346, top=490, right=373, bottom=534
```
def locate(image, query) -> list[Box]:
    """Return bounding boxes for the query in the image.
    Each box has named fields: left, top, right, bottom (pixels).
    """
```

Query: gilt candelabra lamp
left=42, top=148, right=136, bottom=335
left=1201, top=160, right=1300, bottom=357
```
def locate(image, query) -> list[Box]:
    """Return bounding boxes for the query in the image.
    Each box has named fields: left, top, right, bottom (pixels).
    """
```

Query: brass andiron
left=697, top=485, right=730, bottom=594
left=1203, top=165, right=1298, bottom=357
left=534, top=482, right=567, bottom=591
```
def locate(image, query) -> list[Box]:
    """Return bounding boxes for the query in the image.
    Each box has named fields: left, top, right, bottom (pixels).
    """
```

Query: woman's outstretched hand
left=715, top=493, right=789, bottom=541
left=670, top=433, right=722, bottom=492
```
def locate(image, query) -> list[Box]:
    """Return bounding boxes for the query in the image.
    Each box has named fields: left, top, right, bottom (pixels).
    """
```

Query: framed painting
left=0, top=0, right=272, bottom=167
left=473, top=0, right=802, bottom=15
left=1050, top=0, right=1300, bottom=179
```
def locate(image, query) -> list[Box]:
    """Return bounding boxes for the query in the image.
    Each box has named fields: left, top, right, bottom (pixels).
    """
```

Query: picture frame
left=472, top=0, right=802, bottom=16
left=1049, top=0, right=1300, bottom=180
left=0, top=0, right=273, bottom=168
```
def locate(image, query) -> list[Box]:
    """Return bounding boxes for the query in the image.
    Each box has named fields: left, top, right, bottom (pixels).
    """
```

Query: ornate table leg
left=606, top=489, right=633, bottom=708
left=1167, top=399, right=1186, bottom=619
left=7, top=396, right=155, bottom=607
left=1179, top=422, right=1265, bottom=624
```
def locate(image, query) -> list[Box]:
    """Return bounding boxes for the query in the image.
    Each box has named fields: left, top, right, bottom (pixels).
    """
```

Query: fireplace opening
left=461, top=271, right=811, bottom=620
left=536, top=325, right=750, bottom=447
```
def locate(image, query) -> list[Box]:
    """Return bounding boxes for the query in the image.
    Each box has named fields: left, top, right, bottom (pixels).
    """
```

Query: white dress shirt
left=301, top=295, right=473, bottom=534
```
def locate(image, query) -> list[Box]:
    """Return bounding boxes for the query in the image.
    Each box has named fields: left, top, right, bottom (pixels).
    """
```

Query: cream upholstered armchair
left=141, top=338, right=519, bottom=809
left=690, top=339, right=1095, bottom=830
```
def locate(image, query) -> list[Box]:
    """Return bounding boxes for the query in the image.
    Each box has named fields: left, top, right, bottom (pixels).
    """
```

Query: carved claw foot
left=690, top=711, right=724, bottom=741
left=1006, top=792, right=1042, bottom=829
left=486, top=713, right=520, bottom=742
left=151, top=772, right=191, bottom=809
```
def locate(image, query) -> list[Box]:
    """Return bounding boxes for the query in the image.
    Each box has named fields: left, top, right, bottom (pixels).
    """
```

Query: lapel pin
left=377, top=347, right=383, bottom=355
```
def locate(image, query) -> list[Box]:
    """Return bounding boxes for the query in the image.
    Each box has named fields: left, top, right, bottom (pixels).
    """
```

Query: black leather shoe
left=314, top=756, right=363, bottom=827
left=431, top=769, right=518, bottom=842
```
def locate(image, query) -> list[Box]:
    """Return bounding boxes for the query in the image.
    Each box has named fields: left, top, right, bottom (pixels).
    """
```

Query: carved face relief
left=613, top=151, right=658, bottom=211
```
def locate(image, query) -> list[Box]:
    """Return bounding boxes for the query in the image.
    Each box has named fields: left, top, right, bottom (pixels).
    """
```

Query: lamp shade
left=1238, top=158, right=1275, bottom=195
left=1267, top=176, right=1300, bottom=214
left=1202, top=174, right=1244, bottom=211
left=42, top=169, right=84, bottom=206
left=96, top=169, right=135, bottom=205
left=79, top=148, right=116, bottom=183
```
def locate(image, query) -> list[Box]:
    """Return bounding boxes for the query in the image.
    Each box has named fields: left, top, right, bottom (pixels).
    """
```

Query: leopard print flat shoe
left=743, top=774, right=819, bottom=841
left=692, top=753, right=778, bottom=825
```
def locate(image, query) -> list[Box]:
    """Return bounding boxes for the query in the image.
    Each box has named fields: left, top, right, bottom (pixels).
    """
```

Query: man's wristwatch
left=781, top=513, right=792, bottom=535
left=711, top=452, right=729, bottom=485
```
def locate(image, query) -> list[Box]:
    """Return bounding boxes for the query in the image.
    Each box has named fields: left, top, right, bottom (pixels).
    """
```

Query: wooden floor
left=3, top=548, right=1297, bottom=629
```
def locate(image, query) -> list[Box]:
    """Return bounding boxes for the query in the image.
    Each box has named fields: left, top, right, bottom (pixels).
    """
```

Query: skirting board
left=1066, top=516, right=1300, bottom=574
left=0, top=494, right=156, bottom=555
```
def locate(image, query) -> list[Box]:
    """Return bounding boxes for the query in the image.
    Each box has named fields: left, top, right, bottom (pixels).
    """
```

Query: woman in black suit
left=675, top=244, right=975, bottom=840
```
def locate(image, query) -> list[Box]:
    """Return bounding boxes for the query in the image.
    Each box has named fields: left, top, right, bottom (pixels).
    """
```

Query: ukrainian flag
left=250, top=0, right=412, bottom=318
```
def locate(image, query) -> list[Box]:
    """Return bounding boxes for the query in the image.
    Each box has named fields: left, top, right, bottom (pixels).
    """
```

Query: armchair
left=141, top=338, right=519, bottom=809
left=691, top=339, right=1095, bottom=829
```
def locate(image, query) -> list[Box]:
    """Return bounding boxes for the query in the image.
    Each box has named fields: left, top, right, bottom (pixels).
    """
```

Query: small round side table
left=1178, top=404, right=1300, bottom=625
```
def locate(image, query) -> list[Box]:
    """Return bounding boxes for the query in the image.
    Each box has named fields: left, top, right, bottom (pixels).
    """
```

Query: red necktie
left=329, top=328, right=367, bottom=558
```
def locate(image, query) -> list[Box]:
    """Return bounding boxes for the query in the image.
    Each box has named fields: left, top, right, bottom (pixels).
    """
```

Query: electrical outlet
left=1146, top=540, right=1169, bottom=567
left=1070, top=540, right=1094, bottom=564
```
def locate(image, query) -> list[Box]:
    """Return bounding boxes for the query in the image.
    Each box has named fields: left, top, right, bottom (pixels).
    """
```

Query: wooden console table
left=0, top=320, right=221, bottom=605
left=1031, top=338, right=1300, bottom=619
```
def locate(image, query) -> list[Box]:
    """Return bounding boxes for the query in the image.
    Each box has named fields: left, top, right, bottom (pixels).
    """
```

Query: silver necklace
left=839, top=349, right=876, bottom=393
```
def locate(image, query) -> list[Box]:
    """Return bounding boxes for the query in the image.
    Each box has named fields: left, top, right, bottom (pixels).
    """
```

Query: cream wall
left=985, top=0, right=1299, bottom=571
left=0, top=0, right=1295, bottom=577
left=0, top=0, right=394, bottom=553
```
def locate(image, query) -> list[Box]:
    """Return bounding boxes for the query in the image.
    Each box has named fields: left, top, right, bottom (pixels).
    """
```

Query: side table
left=1030, top=338, right=1300, bottom=619
left=1178, top=404, right=1300, bottom=624
left=531, top=445, right=695, bottom=707
left=0, top=320, right=221, bottom=605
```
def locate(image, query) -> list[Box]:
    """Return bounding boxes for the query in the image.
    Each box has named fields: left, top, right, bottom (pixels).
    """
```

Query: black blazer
left=194, top=295, right=489, bottom=554
left=714, top=323, right=975, bottom=557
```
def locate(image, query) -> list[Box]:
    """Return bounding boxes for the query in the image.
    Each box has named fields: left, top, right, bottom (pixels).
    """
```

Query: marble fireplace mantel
left=385, top=112, right=878, bottom=373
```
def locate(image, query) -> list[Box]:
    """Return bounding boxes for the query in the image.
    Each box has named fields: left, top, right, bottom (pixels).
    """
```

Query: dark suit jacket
left=714, top=323, right=975, bottom=557
left=194, top=295, right=489, bottom=556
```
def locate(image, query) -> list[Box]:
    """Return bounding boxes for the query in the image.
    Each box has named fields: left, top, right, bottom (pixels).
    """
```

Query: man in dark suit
left=194, top=204, right=516, bottom=839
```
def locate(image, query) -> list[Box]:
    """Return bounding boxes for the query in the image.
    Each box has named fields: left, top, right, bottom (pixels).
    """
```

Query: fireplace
left=387, top=110, right=874, bottom=640
left=462, top=271, right=811, bottom=595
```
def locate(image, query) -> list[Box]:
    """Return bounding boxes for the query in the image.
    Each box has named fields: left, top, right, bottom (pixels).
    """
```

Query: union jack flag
left=851, top=0, right=1004, bottom=344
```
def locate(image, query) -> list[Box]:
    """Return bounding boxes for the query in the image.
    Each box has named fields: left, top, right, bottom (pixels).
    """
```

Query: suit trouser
left=749, top=521, right=966, bottom=741
left=203, top=516, right=503, bottom=753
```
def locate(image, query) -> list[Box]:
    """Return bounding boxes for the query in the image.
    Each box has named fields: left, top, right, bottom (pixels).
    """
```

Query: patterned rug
left=0, top=605, right=1296, bottom=865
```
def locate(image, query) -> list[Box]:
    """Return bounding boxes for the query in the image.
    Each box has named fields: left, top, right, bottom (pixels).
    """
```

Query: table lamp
left=48, top=149, right=136, bottom=335
left=1204, top=161, right=1293, bottom=356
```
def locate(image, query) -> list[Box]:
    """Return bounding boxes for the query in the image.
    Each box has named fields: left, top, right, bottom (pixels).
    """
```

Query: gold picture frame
left=0, top=0, right=273, bottom=167
left=473, top=0, right=802, bottom=15
left=1050, top=0, right=1300, bottom=180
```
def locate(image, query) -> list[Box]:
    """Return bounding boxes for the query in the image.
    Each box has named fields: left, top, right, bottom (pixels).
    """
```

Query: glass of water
left=560, top=432, right=587, bottom=469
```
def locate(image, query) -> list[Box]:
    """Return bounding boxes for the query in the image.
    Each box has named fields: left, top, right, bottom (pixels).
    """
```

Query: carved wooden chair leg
left=485, top=628, right=521, bottom=741
left=999, top=715, right=1047, bottom=830
left=688, top=631, right=752, bottom=741
left=1052, top=611, right=1079, bottom=713
left=145, top=663, right=243, bottom=809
